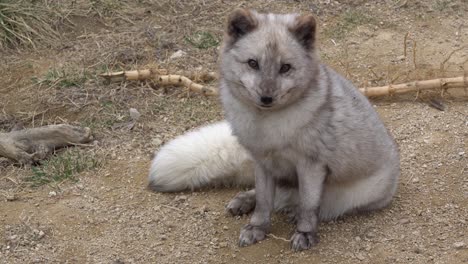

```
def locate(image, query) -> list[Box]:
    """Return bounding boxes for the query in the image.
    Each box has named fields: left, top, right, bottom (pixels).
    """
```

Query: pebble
left=355, top=252, right=366, bottom=261
left=38, top=230, right=45, bottom=239
left=6, top=193, right=17, bottom=201
left=453, top=242, right=465, bottom=249
left=48, top=191, right=57, bottom=197
left=175, top=195, right=187, bottom=202
left=412, top=177, right=420, bottom=183
left=129, top=108, right=141, bottom=121
left=223, top=226, right=229, bottom=230
left=219, top=242, right=228, bottom=248
left=169, top=50, right=187, bottom=60
left=152, top=138, right=163, bottom=147
left=399, top=218, right=410, bottom=224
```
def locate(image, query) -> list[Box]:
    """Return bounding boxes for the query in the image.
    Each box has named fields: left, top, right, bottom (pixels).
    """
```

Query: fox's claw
left=290, top=231, right=319, bottom=251
left=238, top=224, right=267, bottom=247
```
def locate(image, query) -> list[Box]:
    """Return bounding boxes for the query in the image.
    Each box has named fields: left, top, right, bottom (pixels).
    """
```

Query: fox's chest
left=233, top=118, right=307, bottom=173
left=234, top=116, right=298, bottom=155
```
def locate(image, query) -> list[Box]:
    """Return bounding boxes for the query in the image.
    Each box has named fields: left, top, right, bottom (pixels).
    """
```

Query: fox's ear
left=290, top=14, right=316, bottom=50
left=226, top=8, right=258, bottom=41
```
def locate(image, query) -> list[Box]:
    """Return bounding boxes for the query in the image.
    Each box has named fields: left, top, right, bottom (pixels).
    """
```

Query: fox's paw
left=226, top=191, right=256, bottom=216
left=238, top=224, right=267, bottom=247
left=290, top=231, right=319, bottom=251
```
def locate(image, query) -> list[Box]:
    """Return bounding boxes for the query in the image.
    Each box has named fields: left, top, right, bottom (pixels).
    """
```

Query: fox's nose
left=260, top=96, right=273, bottom=105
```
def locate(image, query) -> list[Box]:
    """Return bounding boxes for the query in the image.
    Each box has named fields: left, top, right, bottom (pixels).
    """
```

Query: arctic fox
left=149, top=9, right=400, bottom=251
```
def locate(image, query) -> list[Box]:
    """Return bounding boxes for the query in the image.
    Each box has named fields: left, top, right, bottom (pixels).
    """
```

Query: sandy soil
left=1, top=1, right=467, bottom=263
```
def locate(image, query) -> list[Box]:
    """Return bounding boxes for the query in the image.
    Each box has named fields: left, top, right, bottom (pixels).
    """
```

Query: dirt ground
left=1, top=0, right=467, bottom=263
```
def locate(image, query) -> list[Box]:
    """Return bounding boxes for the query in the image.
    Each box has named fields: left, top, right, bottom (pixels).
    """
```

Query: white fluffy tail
left=148, top=121, right=254, bottom=192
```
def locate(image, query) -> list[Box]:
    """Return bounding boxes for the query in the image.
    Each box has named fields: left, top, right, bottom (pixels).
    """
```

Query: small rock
left=219, top=242, right=228, bottom=248
left=129, top=108, right=141, bottom=121
left=200, top=205, right=209, bottom=213
left=152, top=138, right=163, bottom=147
left=399, top=218, right=410, bottom=224
left=38, top=230, right=45, bottom=239
left=459, top=151, right=465, bottom=156
left=453, top=242, right=465, bottom=249
left=160, top=235, right=167, bottom=241
left=6, top=193, right=17, bottom=201
left=355, top=236, right=362, bottom=242
left=412, top=177, right=420, bottom=183
left=48, top=191, right=57, bottom=197
left=355, top=252, right=366, bottom=261
left=223, top=225, right=229, bottom=230
left=175, top=195, right=187, bottom=202
left=169, top=50, right=187, bottom=60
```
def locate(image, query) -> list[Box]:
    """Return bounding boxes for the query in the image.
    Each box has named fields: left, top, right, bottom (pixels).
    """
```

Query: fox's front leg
left=291, top=159, right=327, bottom=251
left=238, top=163, right=275, bottom=247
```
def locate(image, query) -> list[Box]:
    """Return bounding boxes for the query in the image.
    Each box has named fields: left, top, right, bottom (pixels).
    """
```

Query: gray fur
left=220, top=9, right=400, bottom=251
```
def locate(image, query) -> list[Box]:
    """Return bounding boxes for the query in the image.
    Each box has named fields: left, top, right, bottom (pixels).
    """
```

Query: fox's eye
left=279, top=64, right=291, bottom=74
left=247, top=59, right=259, bottom=70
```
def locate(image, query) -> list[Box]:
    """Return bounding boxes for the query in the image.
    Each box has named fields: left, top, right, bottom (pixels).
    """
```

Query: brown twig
left=99, top=69, right=218, bottom=96
left=360, top=76, right=467, bottom=97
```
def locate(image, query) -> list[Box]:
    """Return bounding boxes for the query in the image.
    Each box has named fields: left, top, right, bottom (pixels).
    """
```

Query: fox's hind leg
left=319, top=166, right=399, bottom=221
left=226, top=189, right=256, bottom=216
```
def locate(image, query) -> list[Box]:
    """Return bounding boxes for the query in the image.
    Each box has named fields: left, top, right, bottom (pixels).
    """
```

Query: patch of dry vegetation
left=0, top=0, right=71, bottom=49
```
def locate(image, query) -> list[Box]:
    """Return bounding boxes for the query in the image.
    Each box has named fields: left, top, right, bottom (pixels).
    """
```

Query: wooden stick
left=100, top=70, right=468, bottom=97
left=99, top=70, right=218, bottom=96
left=157, top=75, right=218, bottom=96
left=0, top=125, right=93, bottom=164
left=359, top=76, right=467, bottom=97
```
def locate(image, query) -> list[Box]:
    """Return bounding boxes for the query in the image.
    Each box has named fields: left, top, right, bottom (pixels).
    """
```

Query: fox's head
left=220, top=9, right=320, bottom=110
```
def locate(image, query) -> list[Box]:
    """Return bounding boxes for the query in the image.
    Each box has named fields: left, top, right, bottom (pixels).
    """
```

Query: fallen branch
left=0, top=125, right=93, bottom=164
left=99, top=69, right=218, bottom=96
left=100, top=69, right=468, bottom=97
left=360, top=76, right=468, bottom=97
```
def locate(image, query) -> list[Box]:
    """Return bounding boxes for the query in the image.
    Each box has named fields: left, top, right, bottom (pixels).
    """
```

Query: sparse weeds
left=27, top=149, right=100, bottom=187
left=324, top=10, right=375, bottom=40
left=432, top=0, right=450, bottom=11
left=33, top=68, right=92, bottom=89
left=185, top=31, right=219, bottom=49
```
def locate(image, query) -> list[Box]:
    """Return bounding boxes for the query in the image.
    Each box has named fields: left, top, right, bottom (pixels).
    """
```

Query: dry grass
left=0, top=0, right=72, bottom=49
